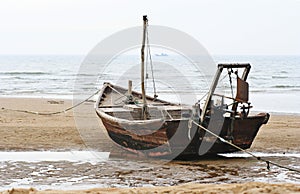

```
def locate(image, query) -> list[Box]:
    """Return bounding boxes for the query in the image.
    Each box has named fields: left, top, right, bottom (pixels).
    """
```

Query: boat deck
left=99, top=104, right=193, bottom=121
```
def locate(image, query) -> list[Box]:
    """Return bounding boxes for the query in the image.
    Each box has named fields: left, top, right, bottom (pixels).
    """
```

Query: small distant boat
left=95, top=15, right=269, bottom=159
left=155, top=53, right=168, bottom=57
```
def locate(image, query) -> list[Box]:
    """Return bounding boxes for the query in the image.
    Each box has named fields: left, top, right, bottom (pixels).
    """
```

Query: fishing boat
left=95, top=15, right=269, bottom=159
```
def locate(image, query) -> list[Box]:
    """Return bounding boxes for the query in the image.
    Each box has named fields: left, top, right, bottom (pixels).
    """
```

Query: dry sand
left=0, top=98, right=83, bottom=151
left=0, top=97, right=299, bottom=193
left=0, top=97, right=299, bottom=152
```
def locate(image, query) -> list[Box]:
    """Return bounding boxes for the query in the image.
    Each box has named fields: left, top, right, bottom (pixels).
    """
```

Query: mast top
left=143, top=15, right=148, bottom=21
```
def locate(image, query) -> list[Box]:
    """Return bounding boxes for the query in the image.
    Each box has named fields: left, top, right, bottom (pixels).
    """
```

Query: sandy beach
left=0, top=97, right=299, bottom=193
left=1, top=97, right=299, bottom=152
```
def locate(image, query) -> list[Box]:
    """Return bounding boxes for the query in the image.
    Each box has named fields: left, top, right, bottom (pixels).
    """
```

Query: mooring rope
left=1, top=89, right=101, bottom=115
left=191, top=120, right=300, bottom=174
left=107, top=84, right=127, bottom=98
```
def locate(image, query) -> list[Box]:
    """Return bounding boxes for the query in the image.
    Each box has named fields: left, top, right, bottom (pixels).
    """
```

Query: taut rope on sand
left=1, top=89, right=101, bottom=115
left=191, top=120, right=300, bottom=174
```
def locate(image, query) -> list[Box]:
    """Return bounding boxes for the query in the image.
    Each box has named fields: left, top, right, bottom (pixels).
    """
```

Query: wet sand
left=2, top=182, right=300, bottom=194
left=0, top=97, right=299, bottom=193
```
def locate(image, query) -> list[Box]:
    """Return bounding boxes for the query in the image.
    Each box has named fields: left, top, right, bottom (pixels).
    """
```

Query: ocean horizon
left=0, top=54, right=299, bottom=114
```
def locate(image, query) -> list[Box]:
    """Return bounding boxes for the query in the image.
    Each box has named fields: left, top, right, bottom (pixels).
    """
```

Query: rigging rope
left=146, top=25, right=157, bottom=98
left=1, top=89, right=101, bottom=115
left=191, top=120, right=300, bottom=174
left=107, top=84, right=144, bottom=107
left=107, top=84, right=127, bottom=98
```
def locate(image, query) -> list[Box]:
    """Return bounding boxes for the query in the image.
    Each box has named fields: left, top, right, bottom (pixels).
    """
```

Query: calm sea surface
left=0, top=55, right=299, bottom=113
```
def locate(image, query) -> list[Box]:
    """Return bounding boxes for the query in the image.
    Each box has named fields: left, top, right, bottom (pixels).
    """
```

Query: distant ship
left=155, top=53, right=168, bottom=57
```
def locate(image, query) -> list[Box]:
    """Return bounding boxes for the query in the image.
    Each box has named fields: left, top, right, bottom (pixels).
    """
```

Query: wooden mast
left=141, top=15, right=149, bottom=120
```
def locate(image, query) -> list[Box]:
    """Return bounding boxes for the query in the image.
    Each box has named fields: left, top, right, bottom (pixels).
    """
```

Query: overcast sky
left=0, top=0, right=299, bottom=55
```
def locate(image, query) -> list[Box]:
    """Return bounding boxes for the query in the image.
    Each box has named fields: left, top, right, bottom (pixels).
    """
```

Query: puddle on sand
left=0, top=151, right=299, bottom=190
left=220, top=152, right=300, bottom=158
left=0, top=151, right=109, bottom=163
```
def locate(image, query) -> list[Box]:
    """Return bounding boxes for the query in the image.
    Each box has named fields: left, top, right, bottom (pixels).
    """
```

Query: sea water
left=0, top=54, right=299, bottom=113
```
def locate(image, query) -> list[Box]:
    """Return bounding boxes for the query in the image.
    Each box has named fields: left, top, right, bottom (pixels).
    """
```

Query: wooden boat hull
left=95, top=83, right=269, bottom=159
left=97, top=111, right=269, bottom=158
